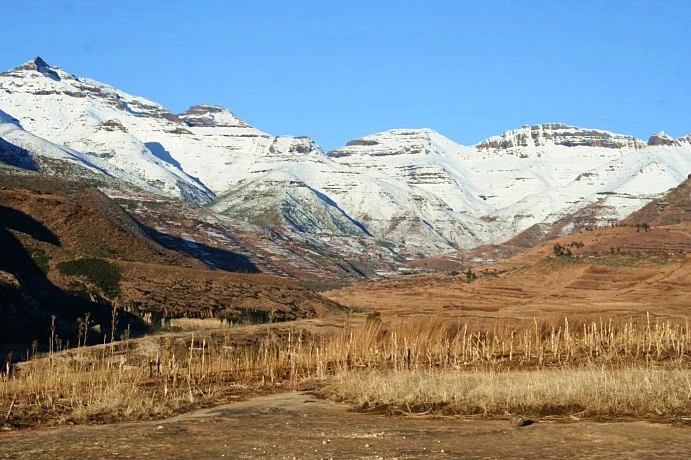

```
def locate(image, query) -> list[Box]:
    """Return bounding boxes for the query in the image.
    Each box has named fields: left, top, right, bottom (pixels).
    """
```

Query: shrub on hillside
left=57, top=258, right=121, bottom=298
left=553, top=244, right=572, bottom=257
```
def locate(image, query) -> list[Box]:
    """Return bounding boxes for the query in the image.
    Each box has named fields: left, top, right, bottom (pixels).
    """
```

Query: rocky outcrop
left=647, top=131, right=680, bottom=147
left=476, top=124, right=647, bottom=152
left=178, top=104, right=251, bottom=128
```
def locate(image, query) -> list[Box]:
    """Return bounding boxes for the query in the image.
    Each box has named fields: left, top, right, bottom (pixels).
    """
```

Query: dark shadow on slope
left=306, top=185, right=373, bottom=236
left=34, top=57, right=60, bottom=81
left=144, top=141, right=208, bottom=189
left=0, top=138, right=39, bottom=171
left=0, top=207, right=60, bottom=247
left=0, top=206, right=149, bottom=358
left=141, top=225, right=260, bottom=273
left=67, top=152, right=112, bottom=177
left=117, top=98, right=143, bottom=116
left=0, top=109, right=23, bottom=128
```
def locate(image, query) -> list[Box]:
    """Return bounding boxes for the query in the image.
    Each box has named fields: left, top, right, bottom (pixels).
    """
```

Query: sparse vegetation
left=323, top=367, right=691, bottom=418
left=545, top=247, right=684, bottom=267
left=636, top=223, right=651, bottom=233
left=366, top=311, right=382, bottom=323
left=553, top=243, right=572, bottom=257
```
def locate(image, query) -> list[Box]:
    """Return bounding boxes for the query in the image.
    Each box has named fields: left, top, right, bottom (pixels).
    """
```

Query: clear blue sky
left=3, top=0, right=690, bottom=150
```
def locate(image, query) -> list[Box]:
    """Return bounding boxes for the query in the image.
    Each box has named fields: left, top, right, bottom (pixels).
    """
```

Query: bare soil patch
left=2, top=392, right=689, bottom=459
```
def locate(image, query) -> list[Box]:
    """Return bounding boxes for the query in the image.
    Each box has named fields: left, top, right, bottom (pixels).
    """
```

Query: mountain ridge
left=1, top=56, right=689, bottom=262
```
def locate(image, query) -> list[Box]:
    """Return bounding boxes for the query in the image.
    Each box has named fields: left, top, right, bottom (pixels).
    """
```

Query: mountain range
left=1, top=56, right=689, bottom=277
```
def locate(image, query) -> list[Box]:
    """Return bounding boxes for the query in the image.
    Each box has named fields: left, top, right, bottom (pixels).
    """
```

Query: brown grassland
left=1, top=311, right=690, bottom=428
left=1, top=223, right=690, bottom=429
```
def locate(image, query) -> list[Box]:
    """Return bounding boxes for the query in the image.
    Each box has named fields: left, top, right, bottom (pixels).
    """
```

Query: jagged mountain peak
left=1, top=57, right=690, bottom=265
left=475, top=123, right=647, bottom=151
left=648, top=131, right=681, bottom=147
left=32, top=55, right=50, bottom=69
left=178, top=104, right=251, bottom=128
left=4, top=56, right=62, bottom=81
left=1, top=57, right=178, bottom=119
left=677, top=134, right=691, bottom=146
left=268, top=135, right=324, bottom=157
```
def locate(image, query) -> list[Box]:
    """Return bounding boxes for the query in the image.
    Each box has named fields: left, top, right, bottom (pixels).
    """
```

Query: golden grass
left=321, top=367, right=691, bottom=418
left=1, top=313, right=689, bottom=427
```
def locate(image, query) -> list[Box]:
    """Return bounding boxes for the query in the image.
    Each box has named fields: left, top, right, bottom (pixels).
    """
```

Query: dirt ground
left=1, top=391, right=689, bottom=459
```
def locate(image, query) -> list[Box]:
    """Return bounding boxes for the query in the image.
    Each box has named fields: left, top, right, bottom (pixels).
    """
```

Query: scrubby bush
left=553, top=244, right=572, bottom=257
left=366, top=311, right=382, bottom=323
left=57, top=258, right=121, bottom=298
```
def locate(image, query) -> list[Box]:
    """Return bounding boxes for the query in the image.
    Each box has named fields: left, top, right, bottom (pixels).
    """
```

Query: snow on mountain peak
left=178, top=104, right=250, bottom=128
left=475, top=123, right=647, bottom=152
left=5, top=56, right=64, bottom=81
left=1, top=57, right=689, bottom=260
left=328, top=128, right=461, bottom=158
left=32, top=56, right=57, bottom=77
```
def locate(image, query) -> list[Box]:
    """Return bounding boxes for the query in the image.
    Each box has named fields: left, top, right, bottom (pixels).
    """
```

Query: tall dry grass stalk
left=1, top=313, right=689, bottom=427
left=326, top=314, right=691, bottom=372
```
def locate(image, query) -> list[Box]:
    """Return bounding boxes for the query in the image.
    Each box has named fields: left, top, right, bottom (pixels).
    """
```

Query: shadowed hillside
left=0, top=205, right=148, bottom=353
left=0, top=174, right=345, bottom=357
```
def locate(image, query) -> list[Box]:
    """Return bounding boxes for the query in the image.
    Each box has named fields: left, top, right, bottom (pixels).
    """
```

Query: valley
left=0, top=55, right=690, bottom=458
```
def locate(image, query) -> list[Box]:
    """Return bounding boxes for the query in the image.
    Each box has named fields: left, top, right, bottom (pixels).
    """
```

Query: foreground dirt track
left=1, top=392, right=689, bottom=459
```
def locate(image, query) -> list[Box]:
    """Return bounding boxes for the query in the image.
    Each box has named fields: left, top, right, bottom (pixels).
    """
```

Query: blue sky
left=3, top=0, right=690, bottom=150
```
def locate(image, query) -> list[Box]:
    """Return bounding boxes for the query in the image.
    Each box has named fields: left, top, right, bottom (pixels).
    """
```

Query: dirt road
left=1, top=392, right=689, bottom=459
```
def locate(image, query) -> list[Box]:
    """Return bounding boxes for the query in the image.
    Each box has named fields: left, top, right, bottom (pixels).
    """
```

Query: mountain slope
left=325, top=222, right=691, bottom=319
left=621, top=175, right=691, bottom=226
left=0, top=58, right=214, bottom=204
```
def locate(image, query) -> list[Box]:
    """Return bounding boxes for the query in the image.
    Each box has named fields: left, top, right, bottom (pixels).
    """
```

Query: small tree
left=553, top=244, right=572, bottom=258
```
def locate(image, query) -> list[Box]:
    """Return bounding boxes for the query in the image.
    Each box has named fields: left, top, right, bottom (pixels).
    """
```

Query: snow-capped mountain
left=1, top=57, right=689, bottom=260
left=326, top=125, right=690, bottom=250
left=0, top=57, right=324, bottom=198
left=0, top=59, right=215, bottom=204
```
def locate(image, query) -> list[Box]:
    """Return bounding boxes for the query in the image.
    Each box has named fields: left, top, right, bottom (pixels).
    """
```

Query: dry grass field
left=2, top=310, right=689, bottom=429
left=325, top=223, right=691, bottom=320
left=1, top=223, right=690, bottom=433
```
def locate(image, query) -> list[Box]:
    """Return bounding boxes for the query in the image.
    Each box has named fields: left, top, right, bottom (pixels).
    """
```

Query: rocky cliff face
left=178, top=104, right=250, bottom=128
left=476, top=123, right=647, bottom=152
left=325, top=126, right=690, bottom=254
